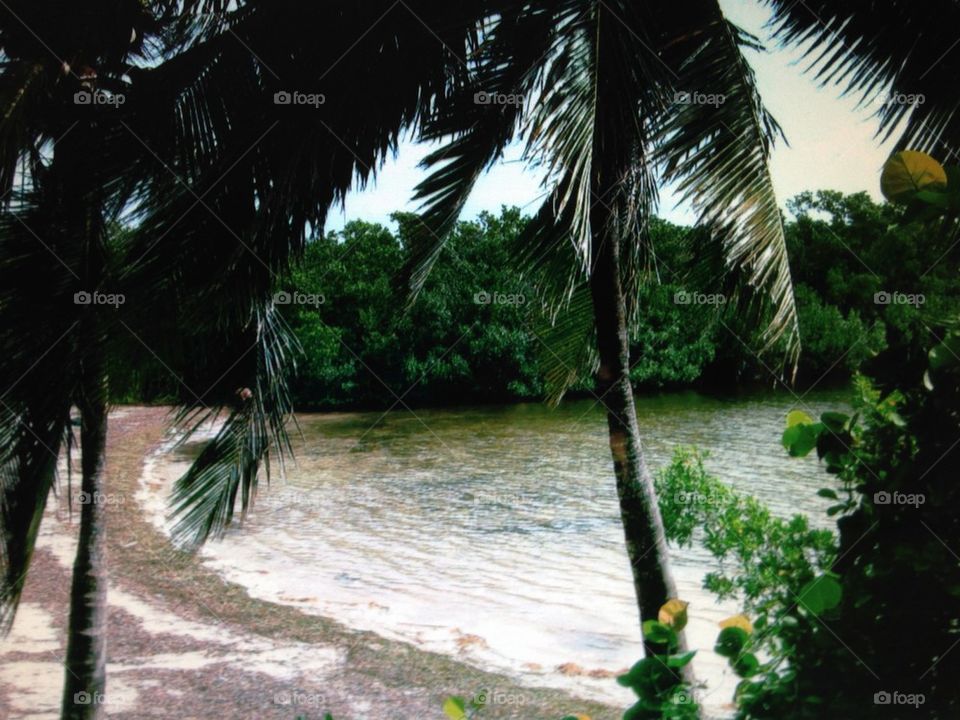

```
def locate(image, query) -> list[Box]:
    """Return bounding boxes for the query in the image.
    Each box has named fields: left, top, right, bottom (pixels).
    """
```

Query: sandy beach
left=0, top=407, right=617, bottom=720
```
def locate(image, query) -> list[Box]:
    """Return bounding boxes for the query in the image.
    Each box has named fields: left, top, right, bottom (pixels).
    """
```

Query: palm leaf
left=763, top=0, right=960, bottom=155
left=168, top=302, right=298, bottom=547
left=402, top=2, right=559, bottom=303
left=0, top=402, right=70, bottom=629
left=656, top=10, right=800, bottom=370
left=531, top=282, right=598, bottom=405
left=0, top=190, right=78, bottom=630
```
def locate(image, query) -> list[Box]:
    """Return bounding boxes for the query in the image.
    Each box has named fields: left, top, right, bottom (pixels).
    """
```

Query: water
left=140, top=388, right=846, bottom=714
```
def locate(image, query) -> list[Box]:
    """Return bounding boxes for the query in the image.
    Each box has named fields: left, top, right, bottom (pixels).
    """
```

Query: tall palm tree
left=403, top=0, right=802, bottom=662
left=2, top=2, right=497, bottom=717
left=404, top=0, right=960, bottom=668
left=0, top=5, right=172, bottom=717
left=0, top=1, right=301, bottom=716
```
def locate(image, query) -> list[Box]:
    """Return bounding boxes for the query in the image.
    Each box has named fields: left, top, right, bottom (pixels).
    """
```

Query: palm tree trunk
left=60, top=368, right=108, bottom=720
left=588, top=223, right=686, bottom=659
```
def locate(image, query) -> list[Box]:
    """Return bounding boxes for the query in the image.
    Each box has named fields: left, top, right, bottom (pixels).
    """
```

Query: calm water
left=141, top=389, right=846, bottom=712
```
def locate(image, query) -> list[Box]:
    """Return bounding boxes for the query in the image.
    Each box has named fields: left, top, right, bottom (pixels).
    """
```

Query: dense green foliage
left=657, top=448, right=836, bottom=616
left=254, top=190, right=960, bottom=410
left=783, top=190, right=958, bottom=384
left=116, top=190, right=960, bottom=409
left=279, top=208, right=540, bottom=408
left=768, top=364, right=960, bottom=719
left=759, top=160, right=960, bottom=719
left=654, top=448, right=843, bottom=717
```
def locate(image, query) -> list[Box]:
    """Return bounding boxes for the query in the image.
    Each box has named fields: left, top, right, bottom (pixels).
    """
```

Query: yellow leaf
left=881, top=150, right=947, bottom=202
left=658, top=598, right=689, bottom=631
left=719, top=614, right=754, bottom=635
left=442, top=697, right=466, bottom=720
left=786, top=409, right=814, bottom=428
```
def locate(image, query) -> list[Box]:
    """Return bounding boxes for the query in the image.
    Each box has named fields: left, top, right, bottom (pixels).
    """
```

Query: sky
left=324, top=0, right=904, bottom=233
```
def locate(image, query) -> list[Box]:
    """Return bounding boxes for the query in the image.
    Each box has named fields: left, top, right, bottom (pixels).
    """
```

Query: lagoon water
left=141, top=389, right=845, bottom=715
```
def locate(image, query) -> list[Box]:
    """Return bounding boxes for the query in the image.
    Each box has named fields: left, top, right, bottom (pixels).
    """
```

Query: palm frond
left=513, top=0, right=671, bottom=398
left=532, top=282, right=597, bottom=405
left=402, top=3, right=558, bottom=303
left=0, top=402, right=69, bottom=630
left=657, top=10, right=800, bottom=370
left=0, top=189, right=78, bottom=627
left=168, top=302, right=298, bottom=548
left=762, top=0, right=960, bottom=156
left=121, top=1, right=498, bottom=315
left=519, top=1, right=598, bottom=285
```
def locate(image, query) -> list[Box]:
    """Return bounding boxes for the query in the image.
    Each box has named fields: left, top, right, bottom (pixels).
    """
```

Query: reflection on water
left=142, top=389, right=846, bottom=712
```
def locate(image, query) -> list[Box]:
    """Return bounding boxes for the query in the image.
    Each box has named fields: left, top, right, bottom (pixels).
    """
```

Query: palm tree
left=404, top=0, right=960, bottom=667
left=0, top=5, right=170, bottom=717
left=1, top=2, right=497, bottom=717
left=0, top=2, right=299, bottom=716
left=402, top=1, right=803, bottom=663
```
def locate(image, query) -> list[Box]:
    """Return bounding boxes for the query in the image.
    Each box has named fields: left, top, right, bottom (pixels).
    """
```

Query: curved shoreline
left=1, top=406, right=620, bottom=719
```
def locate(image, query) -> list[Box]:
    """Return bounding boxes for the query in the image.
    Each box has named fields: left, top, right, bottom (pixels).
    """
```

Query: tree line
left=116, top=190, right=954, bottom=409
